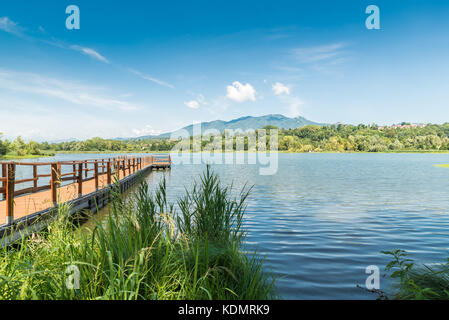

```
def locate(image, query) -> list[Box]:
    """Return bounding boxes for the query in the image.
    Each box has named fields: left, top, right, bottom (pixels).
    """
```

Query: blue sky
left=1, top=0, right=449, bottom=140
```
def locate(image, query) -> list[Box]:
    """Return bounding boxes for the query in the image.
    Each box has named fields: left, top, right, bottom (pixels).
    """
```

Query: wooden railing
left=0, top=154, right=171, bottom=225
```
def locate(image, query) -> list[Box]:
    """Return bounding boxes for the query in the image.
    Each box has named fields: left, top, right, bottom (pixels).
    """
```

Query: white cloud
left=279, top=95, right=304, bottom=118
left=0, top=68, right=138, bottom=111
left=132, top=125, right=162, bottom=137
left=0, top=17, right=22, bottom=36
left=197, top=94, right=207, bottom=105
left=226, top=81, right=256, bottom=102
left=1, top=16, right=175, bottom=89
left=272, top=82, right=290, bottom=95
left=183, top=93, right=208, bottom=109
left=128, top=68, right=174, bottom=89
left=184, top=100, right=200, bottom=109
left=293, top=43, right=347, bottom=63
left=70, top=45, right=110, bottom=64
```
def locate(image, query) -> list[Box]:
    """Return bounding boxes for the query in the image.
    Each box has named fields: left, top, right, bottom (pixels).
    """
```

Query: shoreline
left=53, top=150, right=449, bottom=155
left=2, top=149, right=449, bottom=161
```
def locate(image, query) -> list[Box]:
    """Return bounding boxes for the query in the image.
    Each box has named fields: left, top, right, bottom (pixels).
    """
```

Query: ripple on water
left=138, top=153, right=449, bottom=299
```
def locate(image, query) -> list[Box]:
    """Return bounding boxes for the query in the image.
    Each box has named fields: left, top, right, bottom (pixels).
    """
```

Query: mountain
left=132, top=114, right=325, bottom=140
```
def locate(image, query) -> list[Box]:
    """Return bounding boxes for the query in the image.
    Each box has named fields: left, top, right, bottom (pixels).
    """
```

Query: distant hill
left=130, top=114, right=325, bottom=140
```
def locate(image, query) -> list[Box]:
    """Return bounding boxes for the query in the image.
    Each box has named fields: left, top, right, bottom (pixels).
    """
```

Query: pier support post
left=78, top=163, right=83, bottom=197
left=50, top=163, right=59, bottom=206
left=5, top=163, right=16, bottom=225
left=33, top=165, right=38, bottom=193
left=94, top=161, right=99, bottom=190
left=72, top=163, right=76, bottom=185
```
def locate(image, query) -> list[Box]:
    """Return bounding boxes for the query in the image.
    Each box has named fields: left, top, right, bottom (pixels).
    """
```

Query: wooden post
left=107, top=160, right=112, bottom=185
left=133, top=158, right=136, bottom=173
left=94, top=161, right=99, bottom=190
left=78, top=162, right=83, bottom=197
left=72, top=163, right=77, bottom=183
left=84, top=161, right=88, bottom=178
left=1, top=163, right=7, bottom=199
left=50, top=163, right=58, bottom=206
left=122, top=159, right=126, bottom=178
left=5, top=163, right=16, bottom=225
left=33, top=164, right=38, bottom=193
left=128, top=159, right=131, bottom=175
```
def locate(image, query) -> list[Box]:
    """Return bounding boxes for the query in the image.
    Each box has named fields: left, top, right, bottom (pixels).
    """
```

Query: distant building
left=378, top=123, right=427, bottom=130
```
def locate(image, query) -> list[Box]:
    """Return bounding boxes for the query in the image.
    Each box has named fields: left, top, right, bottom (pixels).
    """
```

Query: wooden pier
left=0, top=155, right=171, bottom=245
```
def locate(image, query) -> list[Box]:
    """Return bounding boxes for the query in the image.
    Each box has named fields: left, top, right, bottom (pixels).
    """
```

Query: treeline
left=278, top=123, right=449, bottom=152
left=0, top=134, right=42, bottom=157
left=3, top=123, right=449, bottom=156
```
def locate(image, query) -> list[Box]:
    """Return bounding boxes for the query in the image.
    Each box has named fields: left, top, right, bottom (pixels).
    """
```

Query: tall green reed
left=0, top=166, right=276, bottom=300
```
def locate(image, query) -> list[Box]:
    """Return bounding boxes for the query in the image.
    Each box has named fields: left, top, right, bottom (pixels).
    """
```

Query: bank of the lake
left=0, top=167, right=276, bottom=300
left=0, top=152, right=55, bottom=160
left=132, top=153, right=449, bottom=299
left=3, top=152, right=449, bottom=299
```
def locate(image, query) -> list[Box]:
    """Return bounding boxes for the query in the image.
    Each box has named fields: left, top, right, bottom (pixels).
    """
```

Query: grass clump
left=0, top=166, right=276, bottom=300
left=381, top=249, right=449, bottom=300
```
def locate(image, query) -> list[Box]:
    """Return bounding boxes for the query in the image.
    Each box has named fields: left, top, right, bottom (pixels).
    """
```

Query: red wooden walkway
left=0, top=155, right=171, bottom=225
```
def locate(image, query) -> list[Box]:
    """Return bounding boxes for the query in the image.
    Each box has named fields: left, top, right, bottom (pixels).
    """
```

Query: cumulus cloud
left=183, top=93, right=208, bottom=109
left=70, top=45, right=110, bottom=64
left=226, top=81, right=256, bottom=102
left=132, top=125, right=162, bottom=137
left=184, top=100, right=200, bottom=109
left=272, top=82, right=290, bottom=95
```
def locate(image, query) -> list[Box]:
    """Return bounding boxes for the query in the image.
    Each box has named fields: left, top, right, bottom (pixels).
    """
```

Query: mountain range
left=130, top=114, right=325, bottom=140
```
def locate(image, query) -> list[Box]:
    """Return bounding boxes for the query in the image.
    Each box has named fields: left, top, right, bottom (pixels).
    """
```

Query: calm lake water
left=7, top=153, right=449, bottom=299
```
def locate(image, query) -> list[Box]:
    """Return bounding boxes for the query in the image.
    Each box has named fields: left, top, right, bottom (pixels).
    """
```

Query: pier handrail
left=0, top=155, right=170, bottom=225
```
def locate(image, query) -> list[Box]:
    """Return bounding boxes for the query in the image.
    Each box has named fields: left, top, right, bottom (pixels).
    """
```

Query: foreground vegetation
left=382, top=249, right=449, bottom=300
left=0, top=167, right=275, bottom=299
left=4, top=123, right=449, bottom=156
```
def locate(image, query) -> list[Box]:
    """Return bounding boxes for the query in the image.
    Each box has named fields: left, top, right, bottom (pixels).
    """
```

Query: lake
left=7, top=152, right=449, bottom=299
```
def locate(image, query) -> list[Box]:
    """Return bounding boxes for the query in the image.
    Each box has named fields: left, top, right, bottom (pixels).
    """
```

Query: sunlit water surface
left=11, top=153, right=449, bottom=299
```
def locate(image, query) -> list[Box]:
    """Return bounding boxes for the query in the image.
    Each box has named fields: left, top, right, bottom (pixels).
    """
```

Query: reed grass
left=0, top=166, right=276, bottom=300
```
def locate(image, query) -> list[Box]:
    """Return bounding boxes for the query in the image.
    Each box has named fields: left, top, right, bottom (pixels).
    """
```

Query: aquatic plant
left=382, top=249, right=449, bottom=300
left=0, top=166, right=275, bottom=300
